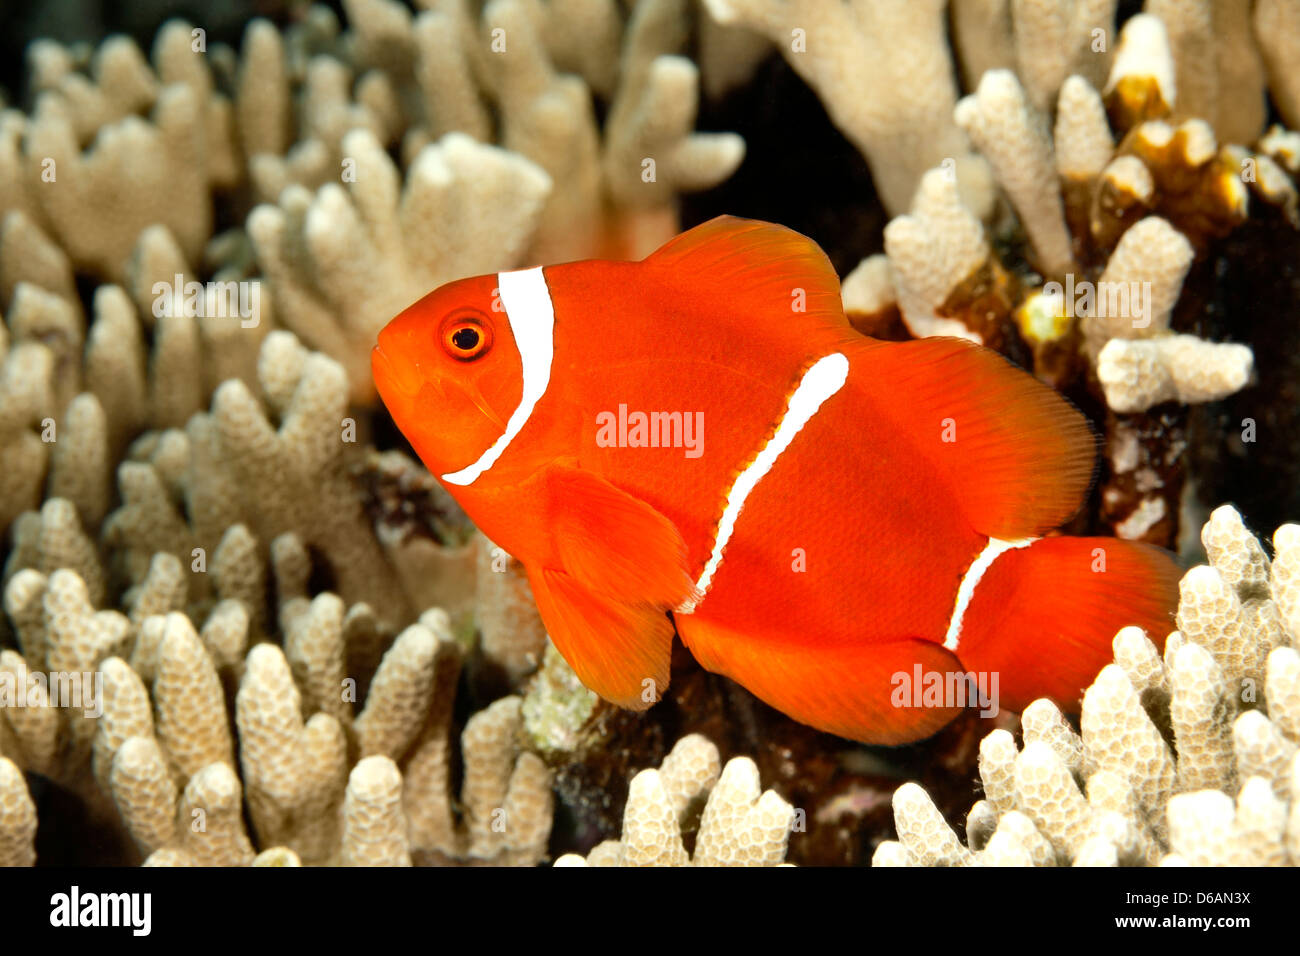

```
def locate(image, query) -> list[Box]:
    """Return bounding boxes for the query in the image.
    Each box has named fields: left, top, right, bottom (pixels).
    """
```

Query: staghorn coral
left=553, top=733, right=795, bottom=866
left=875, top=506, right=1299, bottom=867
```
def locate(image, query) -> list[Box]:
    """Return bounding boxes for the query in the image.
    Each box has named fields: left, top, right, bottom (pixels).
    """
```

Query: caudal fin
left=951, top=536, right=1180, bottom=714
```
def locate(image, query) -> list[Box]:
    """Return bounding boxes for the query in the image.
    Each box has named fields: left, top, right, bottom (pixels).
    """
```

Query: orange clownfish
left=372, top=217, right=1179, bottom=745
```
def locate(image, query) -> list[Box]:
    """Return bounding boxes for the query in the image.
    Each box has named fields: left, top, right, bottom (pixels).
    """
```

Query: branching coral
left=0, top=757, right=38, bottom=867
left=248, top=130, right=551, bottom=404
left=3, top=548, right=552, bottom=866
left=554, top=733, right=795, bottom=866
left=874, top=506, right=1299, bottom=866
left=858, top=7, right=1280, bottom=549
left=10, top=22, right=240, bottom=283
left=702, top=0, right=982, bottom=217
left=1, top=0, right=747, bottom=418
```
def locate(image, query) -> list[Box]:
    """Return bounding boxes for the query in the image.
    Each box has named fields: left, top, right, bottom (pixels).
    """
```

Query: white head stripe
left=441, top=267, right=555, bottom=486
left=677, top=352, right=850, bottom=615
left=942, top=536, right=1037, bottom=650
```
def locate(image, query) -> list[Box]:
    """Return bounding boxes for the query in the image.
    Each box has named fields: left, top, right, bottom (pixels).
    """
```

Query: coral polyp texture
left=0, top=0, right=1297, bottom=870
left=553, top=734, right=796, bottom=866
left=874, top=507, right=1300, bottom=867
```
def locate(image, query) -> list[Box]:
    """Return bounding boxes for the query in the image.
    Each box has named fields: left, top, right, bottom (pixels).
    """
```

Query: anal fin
left=676, top=616, right=970, bottom=745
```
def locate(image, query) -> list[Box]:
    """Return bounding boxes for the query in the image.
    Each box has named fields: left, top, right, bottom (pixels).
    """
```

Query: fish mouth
left=371, top=343, right=421, bottom=404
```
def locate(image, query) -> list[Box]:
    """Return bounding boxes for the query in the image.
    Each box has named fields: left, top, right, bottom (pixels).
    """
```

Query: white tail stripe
left=676, top=352, right=850, bottom=615
left=943, top=536, right=1037, bottom=650
left=442, top=267, right=555, bottom=486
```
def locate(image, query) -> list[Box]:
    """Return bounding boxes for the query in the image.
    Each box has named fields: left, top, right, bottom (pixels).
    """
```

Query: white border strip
left=943, top=536, right=1037, bottom=650
left=442, top=267, right=555, bottom=486
left=676, top=352, right=850, bottom=615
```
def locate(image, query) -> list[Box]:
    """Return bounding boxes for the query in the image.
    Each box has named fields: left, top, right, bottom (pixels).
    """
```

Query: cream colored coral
left=955, top=69, right=1073, bottom=274
left=342, top=756, right=411, bottom=866
left=23, top=83, right=209, bottom=282
left=1055, top=74, right=1114, bottom=182
left=840, top=255, right=896, bottom=317
left=92, top=656, right=155, bottom=794
left=1021, top=698, right=1083, bottom=775
left=882, top=168, right=989, bottom=342
left=978, top=728, right=1020, bottom=814
left=702, top=0, right=979, bottom=216
left=247, top=131, right=550, bottom=403
left=1203, top=504, right=1271, bottom=597
left=44, top=569, right=129, bottom=754
left=1084, top=216, right=1191, bottom=349
left=475, top=536, right=548, bottom=684
left=893, top=782, right=976, bottom=866
left=1012, top=0, right=1115, bottom=112
left=1170, top=642, right=1237, bottom=794
left=983, top=810, right=1056, bottom=866
left=881, top=509, right=1300, bottom=867
left=1104, top=13, right=1175, bottom=125
left=1082, top=665, right=1176, bottom=833
left=109, top=736, right=179, bottom=856
left=152, top=613, right=234, bottom=783
left=1273, top=525, right=1300, bottom=643
left=598, top=0, right=745, bottom=213
left=1233, top=711, right=1296, bottom=802
left=1148, top=0, right=1266, bottom=144
left=16, top=499, right=106, bottom=607
left=235, top=643, right=347, bottom=863
left=284, top=592, right=349, bottom=726
left=1255, top=0, right=1300, bottom=131
left=557, top=734, right=791, bottom=866
left=693, top=757, right=796, bottom=866
left=355, top=622, right=441, bottom=760
left=83, top=285, right=147, bottom=458
left=141, top=762, right=257, bottom=867
left=0, top=757, right=37, bottom=866
left=1096, top=335, right=1254, bottom=414
left=1267, top=648, right=1300, bottom=743
left=401, top=612, right=466, bottom=860
left=210, top=333, right=411, bottom=627
left=0, top=650, right=60, bottom=777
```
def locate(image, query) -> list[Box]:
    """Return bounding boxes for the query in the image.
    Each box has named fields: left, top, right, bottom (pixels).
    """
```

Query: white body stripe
left=442, top=267, right=555, bottom=486
left=676, top=352, right=850, bottom=615
left=942, top=536, right=1037, bottom=650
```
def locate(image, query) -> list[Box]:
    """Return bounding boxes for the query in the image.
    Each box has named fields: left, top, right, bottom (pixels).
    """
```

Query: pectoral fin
left=506, top=467, right=697, bottom=709
left=544, top=467, right=698, bottom=609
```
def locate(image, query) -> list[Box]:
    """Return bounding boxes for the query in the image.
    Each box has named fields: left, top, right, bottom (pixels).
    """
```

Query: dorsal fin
left=849, top=336, right=1098, bottom=539
left=646, top=216, right=850, bottom=333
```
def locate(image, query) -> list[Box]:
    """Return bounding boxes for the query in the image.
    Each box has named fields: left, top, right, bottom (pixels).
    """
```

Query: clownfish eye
left=440, top=312, right=492, bottom=361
